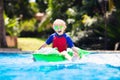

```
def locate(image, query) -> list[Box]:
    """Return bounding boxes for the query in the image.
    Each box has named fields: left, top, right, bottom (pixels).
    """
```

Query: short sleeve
left=66, top=35, right=74, bottom=48
left=46, top=34, right=54, bottom=45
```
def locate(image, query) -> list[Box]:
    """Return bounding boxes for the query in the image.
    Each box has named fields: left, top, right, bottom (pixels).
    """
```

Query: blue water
left=0, top=52, right=120, bottom=80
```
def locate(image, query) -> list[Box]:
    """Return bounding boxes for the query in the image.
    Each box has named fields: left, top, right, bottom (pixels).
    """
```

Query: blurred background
left=0, top=0, right=120, bottom=51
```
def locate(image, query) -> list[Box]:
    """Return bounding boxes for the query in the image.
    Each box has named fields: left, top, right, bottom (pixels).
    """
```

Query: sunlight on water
left=0, top=52, right=120, bottom=80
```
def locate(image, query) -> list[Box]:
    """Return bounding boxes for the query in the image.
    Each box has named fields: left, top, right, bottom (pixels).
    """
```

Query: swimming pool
left=0, top=51, right=120, bottom=80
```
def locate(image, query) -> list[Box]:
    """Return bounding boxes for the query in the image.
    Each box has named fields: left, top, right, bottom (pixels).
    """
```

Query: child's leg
left=60, top=51, right=72, bottom=61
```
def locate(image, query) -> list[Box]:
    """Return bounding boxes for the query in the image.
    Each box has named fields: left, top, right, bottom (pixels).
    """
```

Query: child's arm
left=71, top=47, right=80, bottom=58
left=38, top=43, right=48, bottom=50
left=38, top=34, right=53, bottom=50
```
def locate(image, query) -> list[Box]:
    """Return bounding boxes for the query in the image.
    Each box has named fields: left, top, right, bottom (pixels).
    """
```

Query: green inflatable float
left=33, top=48, right=90, bottom=62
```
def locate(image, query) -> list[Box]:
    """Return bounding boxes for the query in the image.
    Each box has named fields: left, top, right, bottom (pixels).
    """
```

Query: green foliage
left=20, top=18, right=36, bottom=31
left=4, top=0, right=38, bottom=19
left=66, top=8, right=77, bottom=18
left=3, top=0, right=120, bottom=44
left=90, top=10, right=120, bottom=42
left=37, top=0, right=53, bottom=32
left=4, top=12, right=36, bottom=36
left=4, top=13, right=22, bottom=36
left=4, top=0, right=39, bottom=33
left=29, top=2, right=39, bottom=13
left=107, top=11, right=120, bottom=41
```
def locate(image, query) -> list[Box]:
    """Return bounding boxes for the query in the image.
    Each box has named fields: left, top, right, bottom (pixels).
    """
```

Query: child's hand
left=72, top=52, right=80, bottom=61
left=74, top=52, right=79, bottom=57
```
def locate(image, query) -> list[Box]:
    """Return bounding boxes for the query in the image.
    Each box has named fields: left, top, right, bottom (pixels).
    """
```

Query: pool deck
left=0, top=48, right=21, bottom=51
left=89, top=50, right=120, bottom=53
left=0, top=48, right=120, bottom=54
left=0, top=48, right=120, bottom=52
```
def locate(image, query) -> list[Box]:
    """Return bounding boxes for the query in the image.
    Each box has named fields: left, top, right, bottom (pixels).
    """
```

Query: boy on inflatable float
left=39, top=19, right=80, bottom=61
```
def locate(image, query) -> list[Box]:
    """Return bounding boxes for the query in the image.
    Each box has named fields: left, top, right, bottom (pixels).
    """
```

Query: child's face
left=53, top=19, right=66, bottom=35
left=53, top=25, right=66, bottom=35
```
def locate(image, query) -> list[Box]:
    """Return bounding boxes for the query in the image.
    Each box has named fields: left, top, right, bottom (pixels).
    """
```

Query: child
left=39, top=19, right=80, bottom=61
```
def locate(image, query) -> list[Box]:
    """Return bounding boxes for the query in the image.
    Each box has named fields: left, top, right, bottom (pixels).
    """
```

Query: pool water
left=0, top=52, right=120, bottom=80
